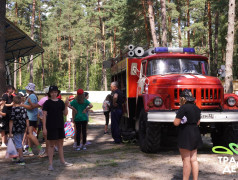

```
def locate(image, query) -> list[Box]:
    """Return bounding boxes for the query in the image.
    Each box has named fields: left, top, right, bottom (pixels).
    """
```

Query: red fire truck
left=107, top=46, right=238, bottom=153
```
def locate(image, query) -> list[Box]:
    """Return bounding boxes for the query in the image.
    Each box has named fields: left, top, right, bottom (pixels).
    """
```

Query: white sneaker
left=76, top=146, right=81, bottom=151
left=85, top=141, right=91, bottom=145
left=82, top=145, right=87, bottom=150
left=48, top=165, right=54, bottom=171
left=1, top=143, right=7, bottom=147
left=38, top=148, right=45, bottom=156
left=23, top=145, right=29, bottom=150
left=73, top=142, right=77, bottom=148
left=23, top=150, right=34, bottom=156
left=61, top=162, right=73, bottom=167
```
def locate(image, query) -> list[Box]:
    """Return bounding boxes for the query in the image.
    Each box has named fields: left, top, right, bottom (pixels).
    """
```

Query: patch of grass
left=95, top=146, right=140, bottom=155
left=95, top=159, right=118, bottom=167
left=64, top=151, right=90, bottom=158
left=91, top=103, right=102, bottom=111
left=9, top=168, right=17, bottom=171
left=88, top=116, right=93, bottom=123
left=94, top=148, right=123, bottom=155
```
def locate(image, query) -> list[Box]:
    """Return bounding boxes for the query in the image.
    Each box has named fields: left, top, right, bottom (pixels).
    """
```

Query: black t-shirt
left=111, top=89, right=123, bottom=109
left=0, top=106, right=7, bottom=122
left=2, top=93, right=13, bottom=120
left=176, top=103, right=201, bottom=124
left=10, top=107, right=28, bottom=134
left=42, top=99, right=65, bottom=129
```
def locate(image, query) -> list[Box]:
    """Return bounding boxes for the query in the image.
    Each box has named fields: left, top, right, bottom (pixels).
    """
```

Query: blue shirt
left=24, top=94, right=38, bottom=121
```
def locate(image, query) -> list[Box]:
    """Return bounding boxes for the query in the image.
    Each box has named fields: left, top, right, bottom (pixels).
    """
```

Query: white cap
left=25, top=83, right=35, bottom=91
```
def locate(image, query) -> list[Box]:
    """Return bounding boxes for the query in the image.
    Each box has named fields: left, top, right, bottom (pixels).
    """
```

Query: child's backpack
left=64, top=122, right=75, bottom=137
left=102, top=100, right=109, bottom=112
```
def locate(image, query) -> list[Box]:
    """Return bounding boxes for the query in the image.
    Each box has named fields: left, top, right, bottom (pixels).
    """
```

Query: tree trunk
left=214, top=10, right=219, bottom=65
left=147, top=0, right=158, bottom=47
left=14, top=59, right=17, bottom=88
left=225, top=0, right=236, bottom=93
left=155, top=0, right=161, bottom=46
left=102, top=22, right=107, bottom=91
left=176, top=0, right=182, bottom=47
left=5, top=61, right=11, bottom=85
left=113, top=27, right=117, bottom=58
left=160, top=0, right=167, bottom=46
left=98, top=0, right=107, bottom=90
left=95, top=28, right=98, bottom=54
left=79, top=51, right=83, bottom=88
left=86, top=49, right=89, bottom=91
left=208, top=0, right=215, bottom=75
left=141, top=0, right=151, bottom=47
left=167, top=0, right=172, bottom=47
left=19, top=57, right=21, bottom=87
left=186, top=0, right=190, bottom=47
left=57, top=9, right=62, bottom=64
left=72, top=56, right=75, bottom=91
left=0, top=0, right=6, bottom=95
left=29, top=0, right=36, bottom=83
left=202, top=3, right=207, bottom=48
left=110, top=36, right=113, bottom=55
left=68, top=36, right=71, bottom=90
left=39, top=9, right=45, bottom=88
left=14, top=2, right=18, bottom=88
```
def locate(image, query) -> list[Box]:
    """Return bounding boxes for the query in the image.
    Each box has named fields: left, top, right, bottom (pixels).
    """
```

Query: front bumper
left=147, top=111, right=238, bottom=123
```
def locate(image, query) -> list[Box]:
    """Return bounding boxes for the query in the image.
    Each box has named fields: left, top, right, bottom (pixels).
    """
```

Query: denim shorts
left=13, top=133, right=24, bottom=149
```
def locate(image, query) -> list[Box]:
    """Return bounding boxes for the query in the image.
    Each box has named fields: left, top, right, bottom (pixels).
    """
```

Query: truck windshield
left=147, top=59, right=209, bottom=76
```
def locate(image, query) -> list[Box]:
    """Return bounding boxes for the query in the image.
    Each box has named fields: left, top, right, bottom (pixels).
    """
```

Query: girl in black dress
left=42, top=86, right=73, bottom=171
left=174, top=89, right=202, bottom=180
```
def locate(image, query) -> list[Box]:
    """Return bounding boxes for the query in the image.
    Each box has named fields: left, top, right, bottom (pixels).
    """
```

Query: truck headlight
left=154, top=97, right=163, bottom=107
left=227, top=97, right=236, bottom=107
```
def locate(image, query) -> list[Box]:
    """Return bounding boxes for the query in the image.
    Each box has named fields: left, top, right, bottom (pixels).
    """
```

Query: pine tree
left=0, top=0, right=6, bottom=95
left=225, top=0, right=236, bottom=93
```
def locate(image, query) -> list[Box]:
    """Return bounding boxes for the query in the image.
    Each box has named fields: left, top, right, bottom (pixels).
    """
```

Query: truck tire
left=222, top=125, right=238, bottom=147
left=211, top=131, right=222, bottom=147
left=211, top=124, right=238, bottom=147
left=139, top=109, right=161, bottom=153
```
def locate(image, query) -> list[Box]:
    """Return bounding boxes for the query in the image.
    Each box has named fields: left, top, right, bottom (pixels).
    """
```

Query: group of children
left=0, top=84, right=93, bottom=171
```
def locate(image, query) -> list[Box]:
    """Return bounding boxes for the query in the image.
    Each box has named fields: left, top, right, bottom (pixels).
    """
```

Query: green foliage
left=5, top=0, right=238, bottom=90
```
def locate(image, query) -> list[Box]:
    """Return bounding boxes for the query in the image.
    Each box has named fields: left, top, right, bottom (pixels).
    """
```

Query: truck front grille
left=201, top=88, right=221, bottom=100
left=173, top=88, right=222, bottom=109
left=174, top=88, right=196, bottom=100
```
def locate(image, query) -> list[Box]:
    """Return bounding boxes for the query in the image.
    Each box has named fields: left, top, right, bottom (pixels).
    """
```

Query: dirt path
left=0, top=112, right=237, bottom=180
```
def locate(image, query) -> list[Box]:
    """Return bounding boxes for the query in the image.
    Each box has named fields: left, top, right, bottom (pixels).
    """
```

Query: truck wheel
left=211, top=131, right=222, bottom=147
left=221, top=125, right=238, bottom=147
left=139, top=109, right=161, bottom=153
left=211, top=124, right=238, bottom=147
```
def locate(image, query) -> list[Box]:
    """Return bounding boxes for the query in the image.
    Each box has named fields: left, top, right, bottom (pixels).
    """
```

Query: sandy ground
left=0, top=112, right=238, bottom=180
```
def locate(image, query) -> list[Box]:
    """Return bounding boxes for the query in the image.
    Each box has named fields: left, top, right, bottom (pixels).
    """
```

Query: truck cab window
left=147, top=59, right=208, bottom=76
left=141, top=62, right=147, bottom=77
